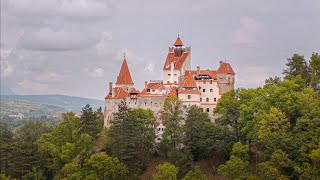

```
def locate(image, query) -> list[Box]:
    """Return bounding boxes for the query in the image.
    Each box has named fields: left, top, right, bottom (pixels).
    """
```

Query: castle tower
left=163, top=35, right=191, bottom=87
left=115, top=57, right=134, bottom=91
left=217, top=61, right=235, bottom=93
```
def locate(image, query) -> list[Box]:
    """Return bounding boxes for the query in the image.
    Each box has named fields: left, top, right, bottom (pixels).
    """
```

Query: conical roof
left=174, top=36, right=183, bottom=46
left=116, top=58, right=134, bottom=85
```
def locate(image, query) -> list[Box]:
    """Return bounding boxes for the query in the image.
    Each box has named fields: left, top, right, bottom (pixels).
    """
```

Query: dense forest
left=0, top=53, right=319, bottom=179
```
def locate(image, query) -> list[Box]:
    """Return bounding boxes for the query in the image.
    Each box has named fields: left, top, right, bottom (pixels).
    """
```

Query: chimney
left=197, top=66, right=200, bottom=75
left=145, top=81, right=148, bottom=89
left=109, top=82, right=113, bottom=95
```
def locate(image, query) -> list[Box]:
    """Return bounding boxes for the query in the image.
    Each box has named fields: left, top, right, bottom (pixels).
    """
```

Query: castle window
left=147, top=89, right=150, bottom=92
left=168, top=74, right=171, bottom=76
left=206, top=108, right=210, bottom=112
left=206, top=98, right=209, bottom=102
left=152, top=90, right=155, bottom=92
left=214, top=98, right=217, bottom=102
left=199, top=87, right=201, bottom=90
left=188, top=95, right=191, bottom=99
left=200, top=98, right=202, bottom=102
left=203, top=89, right=205, bottom=92
left=210, top=80, right=213, bottom=84
left=210, top=89, right=213, bottom=93
left=174, top=74, right=177, bottom=76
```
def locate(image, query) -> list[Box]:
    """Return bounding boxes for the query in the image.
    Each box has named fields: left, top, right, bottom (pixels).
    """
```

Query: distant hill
left=0, top=85, right=15, bottom=95
left=0, top=95, right=104, bottom=112
left=0, top=100, right=67, bottom=117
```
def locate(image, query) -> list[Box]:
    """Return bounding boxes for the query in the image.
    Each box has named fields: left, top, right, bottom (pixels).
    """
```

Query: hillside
left=0, top=100, right=68, bottom=117
left=0, top=94, right=104, bottom=112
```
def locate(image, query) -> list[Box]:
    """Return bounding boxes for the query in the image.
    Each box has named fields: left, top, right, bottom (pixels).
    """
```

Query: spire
left=174, top=35, right=183, bottom=46
left=116, top=57, right=134, bottom=85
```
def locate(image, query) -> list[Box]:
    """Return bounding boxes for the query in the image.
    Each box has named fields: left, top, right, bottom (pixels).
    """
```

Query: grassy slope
left=0, top=99, right=67, bottom=117
left=1, top=94, right=104, bottom=112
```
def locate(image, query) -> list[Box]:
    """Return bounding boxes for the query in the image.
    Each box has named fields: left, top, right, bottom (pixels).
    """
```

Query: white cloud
left=232, top=17, right=264, bottom=45
left=18, top=27, right=100, bottom=51
left=84, top=68, right=105, bottom=78
left=144, top=63, right=155, bottom=72
left=18, top=79, right=49, bottom=91
left=0, top=61, right=14, bottom=77
left=117, top=49, right=144, bottom=64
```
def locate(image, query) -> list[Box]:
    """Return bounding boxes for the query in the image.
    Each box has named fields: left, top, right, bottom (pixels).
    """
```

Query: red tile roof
left=146, top=81, right=165, bottom=90
left=179, top=72, right=199, bottom=94
left=116, top=58, right=134, bottom=85
left=174, top=36, right=183, bottom=46
left=217, top=62, right=235, bottom=75
left=182, top=72, right=197, bottom=88
left=167, top=86, right=178, bottom=97
left=105, top=87, right=128, bottom=99
left=163, top=52, right=189, bottom=70
left=129, top=87, right=139, bottom=94
left=189, top=70, right=217, bottom=79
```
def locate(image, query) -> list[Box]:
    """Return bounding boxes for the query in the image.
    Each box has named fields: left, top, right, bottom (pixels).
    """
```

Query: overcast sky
left=1, top=0, right=320, bottom=99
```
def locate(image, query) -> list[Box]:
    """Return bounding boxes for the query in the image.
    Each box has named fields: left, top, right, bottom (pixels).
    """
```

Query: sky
left=1, top=0, right=320, bottom=100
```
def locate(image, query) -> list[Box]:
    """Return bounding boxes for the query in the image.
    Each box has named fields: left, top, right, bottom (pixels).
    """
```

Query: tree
left=153, top=162, right=178, bottom=180
left=258, top=150, right=293, bottom=180
left=82, top=153, right=128, bottom=180
left=309, top=52, right=320, bottom=90
left=0, top=121, right=14, bottom=176
left=11, top=121, right=50, bottom=178
left=256, top=108, right=291, bottom=154
left=184, top=105, right=214, bottom=160
left=161, top=96, right=184, bottom=151
left=80, top=104, right=104, bottom=138
left=217, top=142, right=250, bottom=180
left=22, top=167, right=45, bottom=180
left=183, top=166, right=207, bottom=180
left=37, top=112, right=94, bottom=177
left=283, top=54, right=309, bottom=85
left=107, top=102, right=153, bottom=174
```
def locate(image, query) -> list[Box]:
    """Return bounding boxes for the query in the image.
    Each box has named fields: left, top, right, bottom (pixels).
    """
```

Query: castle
left=104, top=36, right=235, bottom=128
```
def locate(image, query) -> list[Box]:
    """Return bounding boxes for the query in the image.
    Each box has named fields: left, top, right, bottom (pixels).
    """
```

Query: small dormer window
left=147, top=89, right=150, bottom=92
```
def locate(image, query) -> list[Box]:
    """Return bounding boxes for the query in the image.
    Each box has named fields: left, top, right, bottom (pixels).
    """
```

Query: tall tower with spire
left=163, top=35, right=191, bottom=87
left=115, top=56, right=134, bottom=91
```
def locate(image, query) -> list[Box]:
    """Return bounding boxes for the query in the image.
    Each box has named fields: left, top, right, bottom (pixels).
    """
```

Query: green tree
left=0, top=121, right=14, bottom=176
left=108, top=102, right=153, bottom=174
left=153, top=162, right=178, bottom=180
left=22, top=167, right=45, bottom=180
left=183, top=166, right=207, bottom=180
left=218, top=142, right=250, bottom=180
left=256, top=108, right=291, bottom=155
left=80, top=104, right=104, bottom=138
left=160, top=96, right=184, bottom=152
left=283, top=54, right=309, bottom=85
left=184, top=105, right=214, bottom=160
left=37, top=112, right=94, bottom=177
left=258, top=150, right=293, bottom=180
left=61, top=163, right=83, bottom=180
left=309, top=52, right=320, bottom=90
left=11, top=121, right=50, bottom=178
left=83, top=153, right=128, bottom=180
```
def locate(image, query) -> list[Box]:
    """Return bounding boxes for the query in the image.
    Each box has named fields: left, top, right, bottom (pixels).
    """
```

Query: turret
left=217, top=60, right=235, bottom=93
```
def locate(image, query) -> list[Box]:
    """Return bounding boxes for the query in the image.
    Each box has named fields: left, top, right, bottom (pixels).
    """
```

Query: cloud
left=18, top=27, right=100, bottom=51
left=144, top=63, right=155, bottom=72
left=0, top=61, right=14, bottom=77
left=18, top=79, right=49, bottom=91
left=5, top=0, right=113, bottom=22
left=232, top=17, right=264, bottom=46
left=84, top=68, right=105, bottom=78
